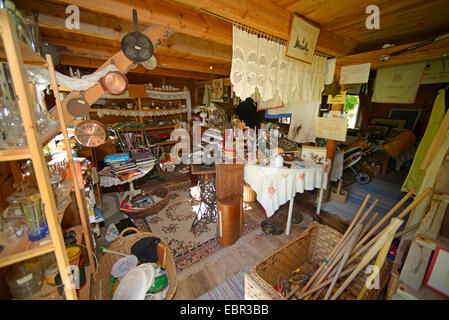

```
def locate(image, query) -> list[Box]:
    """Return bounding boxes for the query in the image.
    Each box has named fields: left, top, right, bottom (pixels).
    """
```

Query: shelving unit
left=0, top=9, right=95, bottom=300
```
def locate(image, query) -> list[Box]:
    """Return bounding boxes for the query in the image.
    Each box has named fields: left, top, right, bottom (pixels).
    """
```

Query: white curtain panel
left=231, top=27, right=327, bottom=142
left=230, top=25, right=259, bottom=101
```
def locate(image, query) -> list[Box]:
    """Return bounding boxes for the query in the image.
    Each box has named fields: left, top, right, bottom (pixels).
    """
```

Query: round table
left=244, top=160, right=330, bottom=235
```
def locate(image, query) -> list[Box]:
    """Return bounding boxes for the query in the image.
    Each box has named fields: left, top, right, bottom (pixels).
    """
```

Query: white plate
left=112, top=267, right=148, bottom=300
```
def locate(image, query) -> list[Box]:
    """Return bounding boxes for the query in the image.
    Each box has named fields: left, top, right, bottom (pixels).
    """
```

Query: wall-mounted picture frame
left=423, top=246, right=449, bottom=299
left=388, top=108, right=422, bottom=130
left=366, top=124, right=391, bottom=138
left=285, top=14, right=320, bottom=64
left=370, top=118, right=407, bottom=128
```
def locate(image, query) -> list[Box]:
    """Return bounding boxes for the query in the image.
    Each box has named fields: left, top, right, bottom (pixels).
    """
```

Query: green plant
left=344, top=95, right=360, bottom=113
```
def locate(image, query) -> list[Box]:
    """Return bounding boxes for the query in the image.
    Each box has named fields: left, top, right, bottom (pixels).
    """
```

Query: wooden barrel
left=217, top=195, right=242, bottom=246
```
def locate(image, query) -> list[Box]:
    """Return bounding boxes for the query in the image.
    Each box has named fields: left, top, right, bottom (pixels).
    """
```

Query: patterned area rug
left=197, top=271, right=244, bottom=300
left=131, top=181, right=260, bottom=277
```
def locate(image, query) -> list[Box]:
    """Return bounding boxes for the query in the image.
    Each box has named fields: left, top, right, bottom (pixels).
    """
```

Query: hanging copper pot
left=100, top=71, right=129, bottom=95
left=66, top=91, right=90, bottom=117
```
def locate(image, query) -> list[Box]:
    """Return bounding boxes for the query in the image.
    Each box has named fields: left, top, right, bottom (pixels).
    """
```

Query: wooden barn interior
left=0, top=0, right=448, bottom=302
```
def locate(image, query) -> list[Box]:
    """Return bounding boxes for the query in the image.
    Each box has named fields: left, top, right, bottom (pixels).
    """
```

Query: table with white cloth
left=98, top=163, right=155, bottom=202
left=244, top=160, right=330, bottom=235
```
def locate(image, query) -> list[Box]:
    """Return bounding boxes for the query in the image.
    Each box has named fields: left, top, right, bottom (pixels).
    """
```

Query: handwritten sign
left=315, top=117, right=348, bottom=142
left=421, top=58, right=449, bottom=84
left=340, top=63, right=371, bottom=84
left=327, top=90, right=347, bottom=105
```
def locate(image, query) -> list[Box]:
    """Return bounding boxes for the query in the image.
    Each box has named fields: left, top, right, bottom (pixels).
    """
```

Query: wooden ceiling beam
left=45, top=0, right=232, bottom=45
left=171, top=0, right=359, bottom=57
left=47, top=37, right=230, bottom=75
left=17, top=1, right=232, bottom=63
left=335, top=37, right=449, bottom=71
left=59, top=55, right=219, bottom=80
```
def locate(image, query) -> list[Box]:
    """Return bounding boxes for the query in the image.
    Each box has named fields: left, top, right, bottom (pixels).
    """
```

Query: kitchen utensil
left=121, top=9, right=153, bottom=62
left=74, top=120, right=107, bottom=147
left=142, top=55, right=157, bottom=70
left=100, top=71, right=129, bottom=95
left=66, top=91, right=90, bottom=117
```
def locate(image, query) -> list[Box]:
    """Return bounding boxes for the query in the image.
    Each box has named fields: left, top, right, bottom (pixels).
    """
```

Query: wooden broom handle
left=290, top=194, right=371, bottom=298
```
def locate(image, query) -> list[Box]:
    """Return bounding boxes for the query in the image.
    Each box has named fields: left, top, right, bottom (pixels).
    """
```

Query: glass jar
left=2, top=98, right=27, bottom=147
left=6, top=259, right=44, bottom=299
left=21, top=192, right=49, bottom=242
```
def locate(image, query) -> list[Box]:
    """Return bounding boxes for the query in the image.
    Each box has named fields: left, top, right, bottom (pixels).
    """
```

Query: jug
left=21, top=192, right=49, bottom=242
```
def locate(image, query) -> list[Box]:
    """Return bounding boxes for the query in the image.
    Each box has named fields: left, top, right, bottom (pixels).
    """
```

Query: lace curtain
left=231, top=25, right=327, bottom=143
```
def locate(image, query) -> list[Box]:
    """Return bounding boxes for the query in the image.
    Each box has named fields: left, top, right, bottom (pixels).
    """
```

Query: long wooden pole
left=324, top=224, right=363, bottom=299
left=356, top=233, right=393, bottom=300
left=307, top=199, right=379, bottom=295
left=47, top=54, right=97, bottom=279
left=330, top=217, right=404, bottom=300
left=359, top=211, right=379, bottom=240
left=286, top=194, right=370, bottom=299
left=353, top=189, right=415, bottom=254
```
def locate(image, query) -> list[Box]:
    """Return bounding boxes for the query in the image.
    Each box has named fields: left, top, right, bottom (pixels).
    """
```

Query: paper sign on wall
left=421, top=58, right=449, bottom=84
left=327, top=90, right=347, bottom=104
left=340, top=63, right=371, bottom=84
left=315, top=117, right=348, bottom=142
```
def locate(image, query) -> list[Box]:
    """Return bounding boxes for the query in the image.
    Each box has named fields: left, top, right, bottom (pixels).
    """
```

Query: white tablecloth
left=99, top=163, right=154, bottom=187
left=244, top=160, right=330, bottom=217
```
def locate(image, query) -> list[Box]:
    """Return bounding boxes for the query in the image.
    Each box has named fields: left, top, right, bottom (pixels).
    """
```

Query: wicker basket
left=121, top=187, right=169, bottom=219
left=245, top=222, right=391, bottom=300
left=93, top=227, right=177, bottom=300
left=385, top=269, right=400, bottom=300
left=243, top=184, right=257, bottom=203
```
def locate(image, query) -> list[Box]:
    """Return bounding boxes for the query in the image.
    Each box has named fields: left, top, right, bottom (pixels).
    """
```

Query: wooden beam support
left=172, top=0, right=358, bottom=56
left=336, top=37, right=449, bottom=69
left=59, top=55, right=218, bottom=80
left=49, top=25, right=174, bottom=123
left=46, top=37, right=230, bottom=75
left=45, top=0, right=232, bottom=45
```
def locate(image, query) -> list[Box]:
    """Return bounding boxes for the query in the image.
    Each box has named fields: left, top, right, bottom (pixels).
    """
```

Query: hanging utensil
left=75, top=119, right=107, bottom=147
left=100, top=71, right=129, bottom=95
left=142, top=55, right=157, bottom=70
left=66, top=91, right=90, bottom=117
left=121, top=9, right=153, bottom=62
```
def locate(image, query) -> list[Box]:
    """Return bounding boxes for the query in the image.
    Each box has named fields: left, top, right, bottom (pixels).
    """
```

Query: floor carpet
left=321, top=177, right=413, bottom=227
left=197, top=271, right=245, bottom=300
left=130, top=181, right=261, bottom=278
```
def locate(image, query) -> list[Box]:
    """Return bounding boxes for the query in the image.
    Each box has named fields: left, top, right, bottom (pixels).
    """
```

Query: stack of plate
left=112, top=263, right=155, bottom=300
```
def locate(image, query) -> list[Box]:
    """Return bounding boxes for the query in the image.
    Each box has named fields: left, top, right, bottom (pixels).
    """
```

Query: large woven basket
left=92, top=227, right=177, bottom=300
left=121, top=187, right=169, bottom=219
left=245, top=222, right=391, bottom=300
left=243, top=184, right=257, bottom=203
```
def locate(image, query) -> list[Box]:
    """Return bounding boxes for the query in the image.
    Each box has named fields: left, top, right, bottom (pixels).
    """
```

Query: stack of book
left=133, top=151, right=156, bottom=168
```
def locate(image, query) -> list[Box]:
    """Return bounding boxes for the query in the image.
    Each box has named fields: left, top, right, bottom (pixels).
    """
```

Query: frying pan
left=100, top=71, right=129, bottom=95
left=121, top=9, right=153, bottom=62
left=66, top=91, right=90, bottom=117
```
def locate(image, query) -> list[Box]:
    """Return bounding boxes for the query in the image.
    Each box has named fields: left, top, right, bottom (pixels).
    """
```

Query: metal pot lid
left=142, top=55, right=157, bottom=70
left=101, top=71, right=129, bottom=95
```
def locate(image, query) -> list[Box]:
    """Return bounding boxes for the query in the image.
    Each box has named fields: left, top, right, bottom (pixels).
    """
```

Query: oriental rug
left=131, top=181, right=261, bottom=279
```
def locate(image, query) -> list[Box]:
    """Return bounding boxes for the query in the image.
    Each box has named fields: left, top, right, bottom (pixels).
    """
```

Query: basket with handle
left=243, top=183, right=257, bottom=203
left=120, top=187, right=169, bottom=219
left=93, top=227, right=177, bottom=300
left=245, top=222, right=391, bottom=300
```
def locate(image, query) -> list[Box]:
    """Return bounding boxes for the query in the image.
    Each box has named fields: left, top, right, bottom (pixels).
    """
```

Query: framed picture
left=301, top=146, right=327, bottom=163
left=423, top=246, right=449, bottom=299
left=285, top=14, right=320, bottom=64
left=366, top=125, right=391, bottom=138
left=388, top=109, right=422, bottom=130
left=370, top=118, right=407, bottom=129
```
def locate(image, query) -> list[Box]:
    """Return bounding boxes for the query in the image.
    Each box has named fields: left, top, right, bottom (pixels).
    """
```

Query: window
left=345, top=95, right=360, bottom=129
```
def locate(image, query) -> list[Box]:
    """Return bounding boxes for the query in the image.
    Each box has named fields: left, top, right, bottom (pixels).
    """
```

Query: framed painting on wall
left=285, top=14, right=320, bottom=64
left=388, top=109, right=422, bottom=130
left=423, top=246, right=449, bottom=299
left=370, top=118, right=407, bottom=128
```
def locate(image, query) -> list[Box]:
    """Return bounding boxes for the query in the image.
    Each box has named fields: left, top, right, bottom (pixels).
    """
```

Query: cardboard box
left=361, top=161, right=381, bottom=177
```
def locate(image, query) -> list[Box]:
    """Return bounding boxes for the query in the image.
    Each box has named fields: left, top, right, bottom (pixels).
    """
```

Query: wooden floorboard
left=173, top=200, right=313, bottom=300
